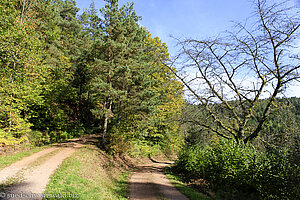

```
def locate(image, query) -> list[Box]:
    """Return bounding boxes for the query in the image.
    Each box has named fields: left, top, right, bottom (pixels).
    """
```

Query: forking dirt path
left=0, top=138, right=86, bottom=200
left=129, top=158, right=189, bottom=200
left=1, top=135, right=190, bottom=200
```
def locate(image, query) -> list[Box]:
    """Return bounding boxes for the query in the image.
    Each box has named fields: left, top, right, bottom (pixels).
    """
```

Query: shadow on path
left=129, top=159, right=189, bottom=200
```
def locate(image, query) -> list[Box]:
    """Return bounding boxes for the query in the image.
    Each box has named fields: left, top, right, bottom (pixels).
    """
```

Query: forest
left=0, top=0, right=184, bottom=154
left=0, top=0, right=299, bottom=199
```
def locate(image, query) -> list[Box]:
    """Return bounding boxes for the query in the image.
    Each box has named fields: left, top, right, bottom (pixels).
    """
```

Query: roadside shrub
left=256, top=148, right=300, bottom=200
left=0, top=129, right=29, bottom=146
left=175, top=139, right=299, bottom=199
left=130, top=141, right=162, bottom=157
left=48, top=130, right=70, bottom=143
left=28, top=130, right=50, bottom=146
left=106, top=127, right=133, bottom=155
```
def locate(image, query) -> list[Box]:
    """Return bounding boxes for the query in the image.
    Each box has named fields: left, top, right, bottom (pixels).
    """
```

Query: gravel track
left=129, top=161, right=189, bottom=200
left=0, top=142, right=82, bottom=200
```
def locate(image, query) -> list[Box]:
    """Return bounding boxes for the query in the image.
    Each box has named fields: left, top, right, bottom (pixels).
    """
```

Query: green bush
left=175, top=139, right=299, bottom=199
left=48, top=130, right=71, bottom=143
left=130, top=141, right=162, bottom=157
left=28, top=130, right=50, bottom=146
left=256, top=149, right=300, bottom=200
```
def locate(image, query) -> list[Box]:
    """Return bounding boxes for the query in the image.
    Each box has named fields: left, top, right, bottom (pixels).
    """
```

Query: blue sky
left=75, top=0, right=300, bottom=97
left=76, top=0, right=254, bottom=55
left=76, top=0, right=299, bottom=54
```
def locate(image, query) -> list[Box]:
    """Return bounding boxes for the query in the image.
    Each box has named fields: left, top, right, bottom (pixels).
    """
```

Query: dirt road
left=129, top=160, right=189, bottom=200
left=0, top=142, right=82, bottom=200
left=1, top=137, right=189, bottom=200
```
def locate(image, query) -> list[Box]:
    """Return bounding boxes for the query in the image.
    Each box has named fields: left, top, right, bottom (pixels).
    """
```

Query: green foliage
left=0, top=0, right=86, bottom=146
left=86, top=0, right=155, bottom=145
left=257, top=148, right=300, bottom=200
left=183, top=98, right=300, bottom=152
left=130, top=141, right=162, bottom=157
left=139, top=33, right=185, bottom=153
left=175, top=140, right=299, bottom=199
left=106, top=126, right=133, bottom=155
left=164, top=167, right=211, bottom=200
left=27, top=130, right=50, bottom=146
left=0, top=0, right=184, bottom=156
left=76, top=0, right=185, bottom=153
left=0, top=129, right=28, bottom=146
left=0, top=0, right=47, bottom=145
left=26, top=0, right=85, bottom=138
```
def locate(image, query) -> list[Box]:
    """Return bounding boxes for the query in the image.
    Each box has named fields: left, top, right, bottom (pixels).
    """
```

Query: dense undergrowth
left=174, top=139, right=300, bottom=200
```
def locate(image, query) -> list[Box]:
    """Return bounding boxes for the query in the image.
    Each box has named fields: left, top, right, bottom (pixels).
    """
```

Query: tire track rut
left=0, top=142, right=82, bottom=200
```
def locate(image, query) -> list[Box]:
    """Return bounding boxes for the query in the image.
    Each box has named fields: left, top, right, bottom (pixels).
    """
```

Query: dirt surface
left=0, top=141, right=83, bottom=200
left=1, top=136, right=189, bottom=200
left=0, top=147, right=58, bottom=183
left=129, top=159, right=189, bottom=200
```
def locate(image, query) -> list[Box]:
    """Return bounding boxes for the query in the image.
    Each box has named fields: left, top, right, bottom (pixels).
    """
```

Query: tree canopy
left=0, top=0, right=185, bottom=154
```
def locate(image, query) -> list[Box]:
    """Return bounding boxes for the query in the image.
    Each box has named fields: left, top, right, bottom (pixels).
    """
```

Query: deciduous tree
left=168, top=0, right=300, bottom=143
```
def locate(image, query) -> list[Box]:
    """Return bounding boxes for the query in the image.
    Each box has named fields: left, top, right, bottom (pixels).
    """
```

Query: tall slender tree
left=87, top=0, right=152, bottom=144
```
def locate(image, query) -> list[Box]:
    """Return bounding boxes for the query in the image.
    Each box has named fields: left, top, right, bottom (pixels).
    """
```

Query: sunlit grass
left=0, top=145, right=51, bottom=169
left=44, top=145, right=130, bottom=200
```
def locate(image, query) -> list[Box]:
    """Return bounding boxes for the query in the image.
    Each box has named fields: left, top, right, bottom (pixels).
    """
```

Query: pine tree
left=87, top=0, right=152, bottom=145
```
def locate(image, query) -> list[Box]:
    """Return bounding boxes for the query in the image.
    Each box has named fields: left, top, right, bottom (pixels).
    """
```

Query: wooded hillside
left=0, top=0, right=184, bottom=154
left=0, top=0, right=299, bottom=199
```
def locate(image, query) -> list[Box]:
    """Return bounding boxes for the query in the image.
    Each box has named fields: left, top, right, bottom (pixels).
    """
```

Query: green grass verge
left=0, top=145, right=51, bottom=169
left=164, top=167, right=211, bottom=200
left=44, top=145, right=131, bottom=200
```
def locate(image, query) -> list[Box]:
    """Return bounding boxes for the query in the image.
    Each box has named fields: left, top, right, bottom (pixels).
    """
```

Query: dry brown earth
left=129, top=160, right=189, bottom=200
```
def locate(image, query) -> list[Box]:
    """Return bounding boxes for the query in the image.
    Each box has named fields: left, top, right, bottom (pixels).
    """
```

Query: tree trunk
left=103, top=101, right=112, bottom=145
left=8, top=62, right=16, bottom=133
left=20, top=0, right=27, bottom=24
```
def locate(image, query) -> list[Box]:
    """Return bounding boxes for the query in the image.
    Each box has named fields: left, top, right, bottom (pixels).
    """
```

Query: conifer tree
left=27, top=0, right=85, bottom=139
left=88, top=0, right=152, bottom=145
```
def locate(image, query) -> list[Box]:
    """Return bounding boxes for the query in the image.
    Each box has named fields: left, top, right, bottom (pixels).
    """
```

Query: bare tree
left=168, top=0, right=300, bottom=143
